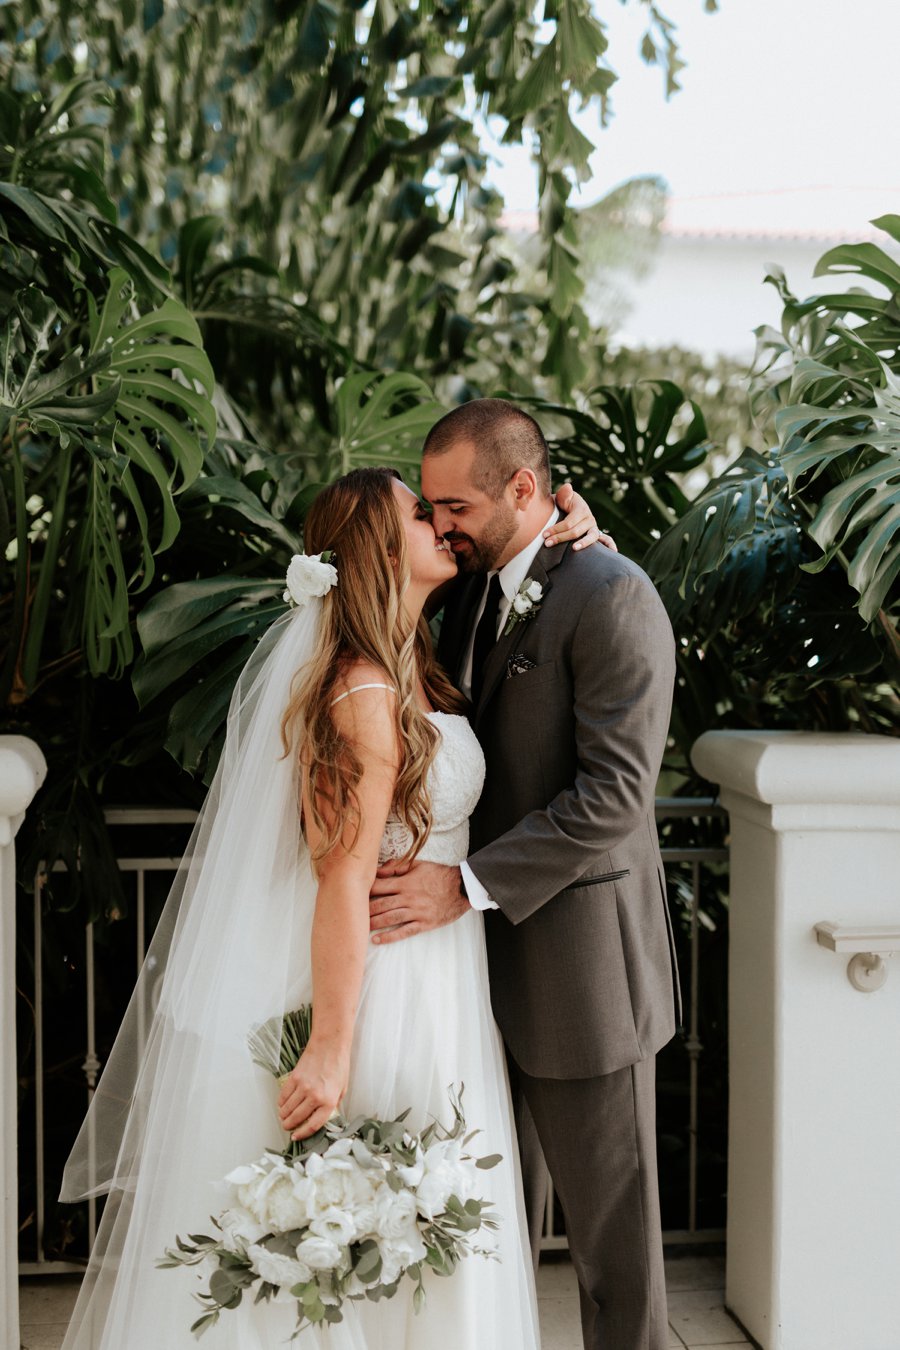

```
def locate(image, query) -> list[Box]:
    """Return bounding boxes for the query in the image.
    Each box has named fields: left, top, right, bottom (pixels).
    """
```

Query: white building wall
left=618, top=234, right=869, bottom=360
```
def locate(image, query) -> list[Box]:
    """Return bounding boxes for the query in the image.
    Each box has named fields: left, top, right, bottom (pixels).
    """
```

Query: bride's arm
left=278, top=682, right=400, bottom=1141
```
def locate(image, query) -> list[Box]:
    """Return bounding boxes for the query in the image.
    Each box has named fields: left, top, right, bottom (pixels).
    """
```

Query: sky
left=487, top=0, right=900, bottom=235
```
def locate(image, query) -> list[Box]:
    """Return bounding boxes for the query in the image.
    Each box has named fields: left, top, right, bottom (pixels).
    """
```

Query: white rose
left=218, top=1206, right=269, bottom=1247
left=263, top=1174, right=314, bottom=1232
left=284, top=553, right=338, bottom=608
left=512, top=593, right=531, bottom=615
left=346, top=1199, right=377, bottom=1238
left=308, top=1205, right=359, bottom=1246
left=247, top=1243, right=313, bottom=1290
left=295, top=1234, right=344, bottom=1272
left=227, top=1157, right=276, bottom=1220
left=373, top=1186, right=418, bottom=1241
left=376, top=1217, right=427, bottom=1286
left=237, top=1156, right=295, bottom=1225
left=525, top=579, right=543, bottom=602
left=415, top=1139, right=473, bottom=1221
left=307, top=1153, right=380, bottom=1213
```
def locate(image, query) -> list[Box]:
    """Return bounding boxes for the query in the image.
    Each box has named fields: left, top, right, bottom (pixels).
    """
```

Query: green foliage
left=598, top=342, right=767, bottom=462
left=0, top=127, right=217, bottom=697
left=642, top=219, right=900, bottom=751
left=3, top=0, right=695, bottom=399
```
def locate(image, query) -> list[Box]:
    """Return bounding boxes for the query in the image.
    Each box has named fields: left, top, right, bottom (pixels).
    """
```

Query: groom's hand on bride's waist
left=369, top=860, right=469, bottom=944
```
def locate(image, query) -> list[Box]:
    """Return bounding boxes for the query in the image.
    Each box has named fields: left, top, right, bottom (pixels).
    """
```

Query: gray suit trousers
left=508, top=1053, right=669, bottom=1350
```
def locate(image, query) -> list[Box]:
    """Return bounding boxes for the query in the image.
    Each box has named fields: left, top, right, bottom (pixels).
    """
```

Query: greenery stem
left=875, top=609, right=900, bottom=677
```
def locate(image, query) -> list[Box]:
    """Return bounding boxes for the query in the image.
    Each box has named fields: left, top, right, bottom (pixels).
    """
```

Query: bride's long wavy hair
left=279, top=467, right=467, bottom=866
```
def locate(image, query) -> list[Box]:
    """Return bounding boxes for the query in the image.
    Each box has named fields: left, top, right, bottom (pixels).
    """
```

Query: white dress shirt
left=459, top=507, right=559, bottom=912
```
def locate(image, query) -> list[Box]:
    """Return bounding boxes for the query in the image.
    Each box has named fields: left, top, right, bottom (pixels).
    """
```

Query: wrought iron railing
left=19, top=799, right=727, bottom=1273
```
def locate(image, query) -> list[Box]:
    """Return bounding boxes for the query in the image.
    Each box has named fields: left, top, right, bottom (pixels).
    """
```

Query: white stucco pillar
left=0, top=736, right=47, bottom=1350
left=691, top=730, right=900, bottom=1350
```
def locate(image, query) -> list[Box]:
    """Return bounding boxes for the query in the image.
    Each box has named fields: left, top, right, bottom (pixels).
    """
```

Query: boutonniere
left=503, top=577, right=543, bottom=635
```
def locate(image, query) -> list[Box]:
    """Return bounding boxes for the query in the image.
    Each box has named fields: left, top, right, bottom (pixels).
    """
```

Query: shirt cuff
left=459, top=860, right=499, bottom=911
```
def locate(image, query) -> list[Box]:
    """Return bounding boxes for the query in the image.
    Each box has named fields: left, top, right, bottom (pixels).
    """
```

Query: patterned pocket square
left=507, top=653, right=537, bottom=677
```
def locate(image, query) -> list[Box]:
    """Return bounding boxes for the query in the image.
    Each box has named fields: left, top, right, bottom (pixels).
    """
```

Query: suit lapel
left=474, top=541, right=568, bottom=729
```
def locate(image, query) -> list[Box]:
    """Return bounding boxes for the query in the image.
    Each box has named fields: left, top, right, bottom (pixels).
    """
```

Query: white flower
left=377, top=1221, right=427, bottom=1287
left=395, top=1147, right=425, bottom=1189
left=503, top=575, right=543, bottom=634
left=225, top=1154, right=316, bottom=1231
left=306, top=1151, right=382, bottom=1214
left=218, top=1206, right=269, bottom=1247
left=295, top=1233, right=344, bottom=1271
left=246, top=1243, right=313, bottom=1289
left=415, top=1139, right=473, bottom=1221
left=224, top=1163, right=261, bottom=1186
left=308, top=1205, right=359, bottom=1246
left=372, top=1186, right=418, bottom=1240
left=263, top=1173, right=315, bottom=1231
left=283, top=552, right=338, bottom=608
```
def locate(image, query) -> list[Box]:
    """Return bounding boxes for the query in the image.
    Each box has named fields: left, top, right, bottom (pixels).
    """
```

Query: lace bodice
left=379, top=711, right=486, bottom=866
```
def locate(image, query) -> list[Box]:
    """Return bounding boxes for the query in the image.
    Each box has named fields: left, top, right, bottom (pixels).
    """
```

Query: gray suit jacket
left=438, top=538, right=680, bottom=1079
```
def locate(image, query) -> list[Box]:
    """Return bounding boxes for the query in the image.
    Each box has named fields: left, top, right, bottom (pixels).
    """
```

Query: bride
left=58, top=467, right=597, bottom=1348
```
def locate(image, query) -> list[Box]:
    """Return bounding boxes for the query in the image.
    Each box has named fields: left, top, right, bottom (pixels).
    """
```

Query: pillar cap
left=691, top=730, right=900, bottom=807
left=0, top=735, right=47, bottom=844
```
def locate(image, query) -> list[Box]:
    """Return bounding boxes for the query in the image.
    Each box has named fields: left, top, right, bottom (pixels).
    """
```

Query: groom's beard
left=443, top=501, right=517, bottom=574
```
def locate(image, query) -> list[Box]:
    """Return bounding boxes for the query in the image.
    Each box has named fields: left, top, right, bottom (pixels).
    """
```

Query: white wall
left=618, top=234, right=869, bottom=360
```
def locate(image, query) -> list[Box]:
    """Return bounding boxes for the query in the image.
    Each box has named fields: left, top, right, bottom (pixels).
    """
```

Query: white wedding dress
left=60, top=698, right=541, bottom=1349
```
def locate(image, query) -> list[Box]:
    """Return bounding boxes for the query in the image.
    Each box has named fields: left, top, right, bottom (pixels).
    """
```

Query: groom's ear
left=511, top=467, right=538, bottom=507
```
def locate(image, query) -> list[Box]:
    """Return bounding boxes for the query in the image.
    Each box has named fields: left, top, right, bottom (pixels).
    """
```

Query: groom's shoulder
left=550, top=545, right=672, bottom=647
left=553, top=541, right=657, bottom=596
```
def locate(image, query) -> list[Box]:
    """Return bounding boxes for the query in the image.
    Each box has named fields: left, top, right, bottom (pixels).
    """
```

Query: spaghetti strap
left=330, top=683, right=397, bottom=706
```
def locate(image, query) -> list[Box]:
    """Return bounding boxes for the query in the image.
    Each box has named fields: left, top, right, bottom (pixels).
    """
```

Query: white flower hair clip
left=283, top=550, right=338, bottom=608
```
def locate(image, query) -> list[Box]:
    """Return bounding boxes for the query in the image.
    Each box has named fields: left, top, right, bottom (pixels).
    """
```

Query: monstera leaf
left=528, top=382, right=711, bottom=558
left=644, top=448, right=788, bottom=605
left=331, top=370, right=446, bottom=482
left=777, top=370, right=900, bottom=621
left=86, top=267, right=216, bottom=555
left=658, top=497, right=803, bottom=639
left=1, top=271, right=217, bottom=694
left=133, top=577, right=286, bottom=781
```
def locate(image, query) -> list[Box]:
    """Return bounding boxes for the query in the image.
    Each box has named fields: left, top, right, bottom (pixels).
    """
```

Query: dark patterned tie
left=469, top=572, right=503, bottom=705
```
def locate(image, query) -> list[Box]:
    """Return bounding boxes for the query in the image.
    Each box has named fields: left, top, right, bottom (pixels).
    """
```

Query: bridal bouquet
left=158, top=1007, right=501, bottom=1339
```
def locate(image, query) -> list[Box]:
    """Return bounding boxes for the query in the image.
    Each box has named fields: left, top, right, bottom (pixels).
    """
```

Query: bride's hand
left=277, top=1039, right=350, bottom=1141
left=549, top=482, right=618, bottom=552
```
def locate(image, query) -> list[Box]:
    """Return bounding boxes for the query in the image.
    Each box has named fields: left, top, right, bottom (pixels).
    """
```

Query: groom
left=370, top=398, right=679, bottom=1350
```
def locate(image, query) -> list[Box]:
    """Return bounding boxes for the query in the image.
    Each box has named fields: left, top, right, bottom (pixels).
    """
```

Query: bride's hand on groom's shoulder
left=369, top=860, right=469, bottom=945
left=550, top=482, right=618, bottom=552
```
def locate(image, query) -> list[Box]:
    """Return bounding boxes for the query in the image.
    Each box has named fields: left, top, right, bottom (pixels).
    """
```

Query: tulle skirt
left=60, top=904, right=541, bottom=1349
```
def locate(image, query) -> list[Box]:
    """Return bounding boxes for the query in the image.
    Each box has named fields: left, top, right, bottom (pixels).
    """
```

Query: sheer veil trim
left=59, top=599, right=323, bottom=1204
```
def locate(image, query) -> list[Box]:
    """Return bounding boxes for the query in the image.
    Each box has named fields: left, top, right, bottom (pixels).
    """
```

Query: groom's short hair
left=423, top=398, right=551, bottom=500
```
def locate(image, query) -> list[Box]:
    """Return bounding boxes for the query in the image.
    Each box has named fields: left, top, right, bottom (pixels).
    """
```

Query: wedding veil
left=58, top=599, right=325, bottom=1345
